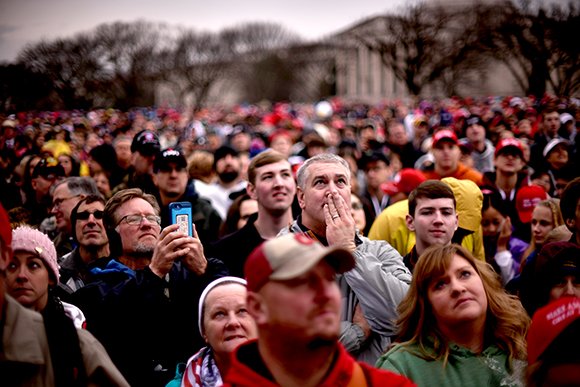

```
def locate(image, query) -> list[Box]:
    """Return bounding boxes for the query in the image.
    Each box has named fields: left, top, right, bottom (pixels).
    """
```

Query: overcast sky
left=0, top=0, right=414, bottom=63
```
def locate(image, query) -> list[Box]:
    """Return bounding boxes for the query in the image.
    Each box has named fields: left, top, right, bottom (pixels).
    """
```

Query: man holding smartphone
left=71, top=188, right=228, bottom=387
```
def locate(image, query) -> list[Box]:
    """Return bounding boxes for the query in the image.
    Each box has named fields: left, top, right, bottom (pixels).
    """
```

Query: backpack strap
left=347, top=361, right=368, bottom=387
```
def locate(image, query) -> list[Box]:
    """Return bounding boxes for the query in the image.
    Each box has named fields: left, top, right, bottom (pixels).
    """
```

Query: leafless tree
left=478, top=0, right=579, bottom=96
left=350, top=4, right=484, bottom=96
left=158, top=29, right=238, bottom=111
left=18, top=34, right=101, bottom=108
left=160, top=22, right=304, bottom=108
left=92, top=20, right=168, bottom=108
left=220, top=22, right=301, bottom=58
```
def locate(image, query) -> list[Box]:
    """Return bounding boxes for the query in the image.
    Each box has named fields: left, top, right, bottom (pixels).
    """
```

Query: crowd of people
left=0, top=94, right=579, bottom=386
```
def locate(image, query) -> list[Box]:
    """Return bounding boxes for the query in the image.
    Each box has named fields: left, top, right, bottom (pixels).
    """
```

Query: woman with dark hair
left=20, top=154, right=41, bottom=205
left=481, top=190, right=528, bottom=285
left=58, top=153, right=81, bottom=177
left=218, top=193, right=257, bottom=238
left=6, top=226, right=128, bottom=386
left=377, top=244, right=529, bottom=386
left=88, top=144, right=123, bottom=190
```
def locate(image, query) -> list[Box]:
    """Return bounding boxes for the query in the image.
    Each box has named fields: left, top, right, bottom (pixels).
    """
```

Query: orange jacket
left=422, top=163, right=483, bottom=186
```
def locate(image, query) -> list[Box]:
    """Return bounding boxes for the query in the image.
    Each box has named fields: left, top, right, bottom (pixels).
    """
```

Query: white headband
left=198, top=276, right=247, bottom=335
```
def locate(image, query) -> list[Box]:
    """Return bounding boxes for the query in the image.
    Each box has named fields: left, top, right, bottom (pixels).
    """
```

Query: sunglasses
left=76, top=210, right=105, bottom=221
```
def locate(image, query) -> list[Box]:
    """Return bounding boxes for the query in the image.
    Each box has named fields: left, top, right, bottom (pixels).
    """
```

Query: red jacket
left=223, top=340, right=415, bottom=387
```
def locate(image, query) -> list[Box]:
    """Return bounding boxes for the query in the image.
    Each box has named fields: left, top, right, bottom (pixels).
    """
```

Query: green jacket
left=376, top=341, right=526, bottom=387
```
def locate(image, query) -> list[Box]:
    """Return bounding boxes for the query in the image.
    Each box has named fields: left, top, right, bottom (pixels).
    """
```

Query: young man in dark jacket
left=209, top=149, right=295, bottom=277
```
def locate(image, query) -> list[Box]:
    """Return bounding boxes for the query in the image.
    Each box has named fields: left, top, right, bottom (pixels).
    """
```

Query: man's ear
left=247, top=183, right=257, bottom=200
left=152, top=173, right=159, bottom=187
left=31, top=178, right=38, bottom=191
left=454, top=214, right=459, bottom=232
left=247, top=291, right=267, bottom=326
left=565, top=218, right=575, bottom=231
left=405, top=214, right=415, bottom=231
left=297, top=187, right=306, bottom=210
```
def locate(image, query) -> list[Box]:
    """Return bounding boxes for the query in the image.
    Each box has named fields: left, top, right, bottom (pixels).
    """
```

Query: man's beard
left=219, top=171, right=239, bottom=184
left=306, top=336, right=337, bottom=351
left=131, top=242, right=155, bottom=257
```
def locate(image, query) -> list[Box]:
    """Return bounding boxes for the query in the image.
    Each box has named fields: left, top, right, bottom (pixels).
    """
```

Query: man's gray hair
left=296, top=153, right=351, bottom=190
left=52, top=177, right=101, bottom=197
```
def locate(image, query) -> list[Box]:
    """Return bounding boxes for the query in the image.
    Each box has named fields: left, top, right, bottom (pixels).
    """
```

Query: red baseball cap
left=432, top=129, right=458, bottom=148
left=381, top=169, right=427, bottom=196
left=0, top=204, right=10, bottom=251
left=244, top=233, right=355, bottom=292
left=495, top=138, right=524, bottom=157
left=516, top=185, right=548, bottom=223
left=527, top=297, right=580, bottom=364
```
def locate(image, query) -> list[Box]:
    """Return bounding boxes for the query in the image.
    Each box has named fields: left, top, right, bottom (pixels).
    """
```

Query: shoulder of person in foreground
left=77, top=328, right=130, bottom=386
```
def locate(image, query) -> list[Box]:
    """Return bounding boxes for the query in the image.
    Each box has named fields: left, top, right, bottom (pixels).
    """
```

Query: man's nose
left=563, top=279, right=576, bottom=296
left=433, top=211, right=444, bottom=223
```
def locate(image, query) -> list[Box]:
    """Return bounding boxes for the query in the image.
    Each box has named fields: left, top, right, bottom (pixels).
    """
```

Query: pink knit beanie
left=11, top=226, right=60, bottom=284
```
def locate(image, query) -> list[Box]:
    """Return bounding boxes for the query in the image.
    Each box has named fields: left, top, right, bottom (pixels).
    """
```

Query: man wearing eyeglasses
left=71, top=188, right=228, bottom=387
left=57, top=195, right=109, bottom=299
left=50, top=177, right=101, bottom=258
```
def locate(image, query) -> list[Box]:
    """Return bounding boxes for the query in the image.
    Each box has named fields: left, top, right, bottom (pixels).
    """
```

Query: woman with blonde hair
left=516, top=198, right=564, bottom=314
left=521, top=198, right=564, bottom=263
left=377, top=244, right=529, bottom=386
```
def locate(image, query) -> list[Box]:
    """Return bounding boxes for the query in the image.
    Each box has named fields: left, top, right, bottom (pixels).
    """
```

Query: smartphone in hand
left=169, top=202, right=193, bottom=236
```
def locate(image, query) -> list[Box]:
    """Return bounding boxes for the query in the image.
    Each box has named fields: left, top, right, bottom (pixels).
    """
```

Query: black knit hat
left=131, top=130, right=160, bottom=156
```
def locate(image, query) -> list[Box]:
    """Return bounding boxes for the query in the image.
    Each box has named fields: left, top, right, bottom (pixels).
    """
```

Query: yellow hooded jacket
left=368, top=177, right=484, bottom=260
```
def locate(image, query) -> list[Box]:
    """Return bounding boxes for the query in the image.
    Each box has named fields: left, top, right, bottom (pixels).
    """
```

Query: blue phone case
left=169, top=202, right=193, bottom=236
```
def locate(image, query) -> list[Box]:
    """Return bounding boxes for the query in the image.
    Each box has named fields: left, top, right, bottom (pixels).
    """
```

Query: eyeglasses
left=117, top=214, right=161, bottom=226
left=52, top=195, right=80, bottom=209
left=76, top=210, right=105, bottom=221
